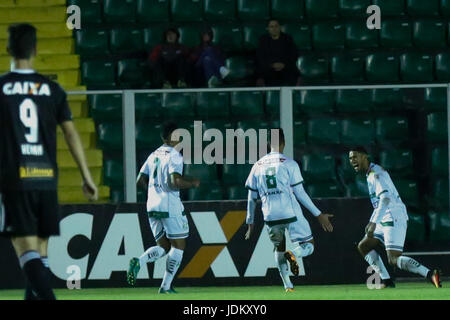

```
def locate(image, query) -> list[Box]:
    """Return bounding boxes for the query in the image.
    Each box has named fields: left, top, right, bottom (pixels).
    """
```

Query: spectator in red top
left=256, top=19, right=300, bottom=87
left=189, top=27, right=230, bottom=88
left=149, top=28, right=189, bottom=89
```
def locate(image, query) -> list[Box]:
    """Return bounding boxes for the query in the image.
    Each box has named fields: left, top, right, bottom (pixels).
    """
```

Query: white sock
left=275, top=252, right=293, bottom=289
left=139, top=246, right=166, bottom=266
left=364, top=250, right=390, bottom=280
left=161, top=248, right=183, bottom=290
left=220, top=66, right=230, bottom=79
left=292, top=242, right=314, bottom=259
left=396, top=256, right=430, bottom=278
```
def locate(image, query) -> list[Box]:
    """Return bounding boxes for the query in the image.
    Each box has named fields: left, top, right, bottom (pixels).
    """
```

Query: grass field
left=0, top=282, right=449, bottom=300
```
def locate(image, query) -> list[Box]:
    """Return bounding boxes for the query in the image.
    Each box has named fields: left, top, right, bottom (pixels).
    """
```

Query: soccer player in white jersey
left=245, top=128, right=334, bottom=292
left=127, top=122, right=200, bottom=293
left=349, top=146, right=441, bottom=288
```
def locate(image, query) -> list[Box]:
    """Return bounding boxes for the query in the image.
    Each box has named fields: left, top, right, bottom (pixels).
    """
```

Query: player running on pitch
left=244, top=128, right=334, bottom=292
left=127, top=122, right=200, bottom=293
left=0, top=24, right=98, bottom=300
left=349, top=146, right=441, bottom=288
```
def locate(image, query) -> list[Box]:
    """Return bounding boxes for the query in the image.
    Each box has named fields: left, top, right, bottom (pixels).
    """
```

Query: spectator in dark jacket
left=189, top=27, right=230, bottom=88
left=256, top=19, right=300, bottom=86
left=149, top=28, right=189, bottom=88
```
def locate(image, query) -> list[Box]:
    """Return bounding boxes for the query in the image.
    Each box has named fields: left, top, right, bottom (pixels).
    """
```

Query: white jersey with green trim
left=366, top=163, right=408, bottom=220
left=139, top=144, right=184, bottom=217
left=245, top=152, right=304, bottom=222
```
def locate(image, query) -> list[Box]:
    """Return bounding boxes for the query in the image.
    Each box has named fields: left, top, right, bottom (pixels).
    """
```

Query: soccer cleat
left=158, top=287, right=178, bottom=294
left=428, top=269, right=442, bottom=288
left=284, top=251, right=299, bottom=276
left=285, top=288, right=295, bottom=293
left=380, top=278, right=396, bottom=288
left=127, top=258, right=140, bottom=286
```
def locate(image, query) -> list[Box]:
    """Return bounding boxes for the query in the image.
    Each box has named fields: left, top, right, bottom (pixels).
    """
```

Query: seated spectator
left=149, top=28, right=189, bottom=88
left=189, top=27, right=230, bottom=88
left=256, top=19, right=300, bottom=87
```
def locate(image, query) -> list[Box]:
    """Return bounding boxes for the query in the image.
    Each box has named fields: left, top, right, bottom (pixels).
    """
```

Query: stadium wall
left=0, top=199, right=449, bottom=290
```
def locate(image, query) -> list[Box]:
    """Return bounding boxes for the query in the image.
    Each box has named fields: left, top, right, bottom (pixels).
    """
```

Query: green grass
left=0, top=282, right=449, bottom=300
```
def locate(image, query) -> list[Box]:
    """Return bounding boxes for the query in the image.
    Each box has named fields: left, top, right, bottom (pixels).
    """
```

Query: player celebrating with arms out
left=127, top=122, right=200, bottom=293
left=245, top=128, right=334, bottom=292
left=349, top=146, right=441, bottom=288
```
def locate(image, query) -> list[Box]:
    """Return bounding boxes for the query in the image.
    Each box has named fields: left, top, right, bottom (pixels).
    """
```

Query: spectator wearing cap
left=149, top=28, right=189, bottom=88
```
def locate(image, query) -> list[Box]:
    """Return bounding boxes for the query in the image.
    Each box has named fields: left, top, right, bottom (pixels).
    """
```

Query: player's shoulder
left=369, top=163, right=389, bottom=179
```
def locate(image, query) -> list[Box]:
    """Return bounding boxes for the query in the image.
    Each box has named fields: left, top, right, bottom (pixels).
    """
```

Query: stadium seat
left=135, top=93, right=162, bottom=119
left=136, top=123, right=163, bottom=149
left=435, top=52, right=450, bottom=81
left=395, top=179, right=420, bottom=208
left=227, top=186, right=248, bottom=200
left=372, top=0, right=406, bottom=16
left=375, top=117, right=409, bottom=143
left=243, top=24, right=267, bottom=51
left=211, top=24, right=243, bottom=52
left=430, top=146, right=449, bottom=176
left=171, top=0, right=202, bottom=21
left=305, top=0, right=338, bottom=19
left=282, top=23, right=312, bottom=51
left=300, top=153, right=336, bottom=182
left=405, top=212, right=426, bottom=243
left=379, top=149, right=414, bottom=177
left=265, top=91, right=279, bottom=117
left=143, top=26, right=166, bottom=50
left=424, top=87, right=446, bottom=111
left=67, top=0, right=102, bottom=24
left=196, top=92, right=230, bottom=118
left=75, top=29, right=109, bottom=56
left=380, top=20, right=412, bottom=48
left=428, top=211, right=450, bottom=242
left=272, top=0, right=305, bottom=20
left=336, top=89, right=372, bottom=113
left=188, top=181, right=223, bottom=200
left=237, top=0, right=270, bottom=21
left=297, top=56, right=329, bottom=84
left=117, top=59, right=147, bottom=88
left=224, top=56, right=254, bottom=81
left=89, top=94, right=122, bottom=121
left=312, top=22, right=345, bottom=49
left=307, top=118, right=341, bottom=145
left=341, top=119, right=375, bottom=145
left=81, top=60, right=116, bottom=88
left=429, top=179, right=449, bottom=210
left=177, top=25, right=202, bottom=47
left=345, top=181, right=369, bottom=198
left=406, top=0, right=440, bottom=16
left=103, top=0, right=136, bottom=23
left=296, top=89, right=335, bottom=114
left=97, top=122, right=123, bottom=150
left=294, top=120, right=306, bottom=145
left=306, top=182, right=342, bottom=198
left=222, top=163, right=253, bottom=186
left=230, top=91, right=264, bottom=117
left=365, top=53, right=400, bottom=83
left=184, top=164, right=218, bottom=180
left=427, top=112, right=447, bottom=141
left=400, top=53, right=434, bottom=82
left=137, top=0, right=169, bottom=23
left=371, top=89, right=404, bottom=112
left=330, top=55, right=365, bottom=83
left=110, top=28, right=144, bottom=54
left=338, top=0, right=371, bottom=17
left=345, top=21, right=378, bottom=49
left=413, top=20, right=446, bottom=48
left=204, top=0, right=236, bottom=21
left=103, top=159, right=123, bottom=187
left=442, top=0, right=450, bottom=17
left=161, top=92, right=195, bottom=118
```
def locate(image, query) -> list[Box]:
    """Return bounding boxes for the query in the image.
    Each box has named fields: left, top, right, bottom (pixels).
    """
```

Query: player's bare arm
left=60, top=120, right=98, bottom=201
left=136, top=172, right=149, bottom=190
left=169, top=173, right=200, bottom=190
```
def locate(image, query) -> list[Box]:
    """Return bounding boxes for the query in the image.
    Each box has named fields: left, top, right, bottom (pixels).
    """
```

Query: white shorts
left=266, top=214, right=313, bottom=247
left=373, top=212, right=407, bottom=252
left=149, top=214, right=189, bottom=241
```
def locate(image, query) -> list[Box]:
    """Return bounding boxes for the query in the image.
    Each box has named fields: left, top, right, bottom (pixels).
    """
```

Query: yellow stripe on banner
left=178, top=246, right=225, bottom=278
left=220, top=210, right=247, bottom=242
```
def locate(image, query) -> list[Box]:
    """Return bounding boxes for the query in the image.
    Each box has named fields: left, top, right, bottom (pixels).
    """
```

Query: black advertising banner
left=0, top=199, right=448, bottom=290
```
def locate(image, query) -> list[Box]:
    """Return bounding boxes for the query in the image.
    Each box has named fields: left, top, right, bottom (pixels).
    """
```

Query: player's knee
left=357, top=241, right=367, bottom=256
left=300, top=242, right=314, bottom=257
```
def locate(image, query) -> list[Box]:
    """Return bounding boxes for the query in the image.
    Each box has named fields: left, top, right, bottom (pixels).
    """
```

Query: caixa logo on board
left=47, top=211, right=304, bottom=281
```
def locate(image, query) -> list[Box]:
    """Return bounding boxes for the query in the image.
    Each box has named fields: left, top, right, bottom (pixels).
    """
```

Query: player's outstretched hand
left=192, top=178, right=201, bottom=188
left=83, top=179, right=98, bottom=201
left=317, top=213, right=334, bottom=232
left=245, top=224, right=254, bottom=240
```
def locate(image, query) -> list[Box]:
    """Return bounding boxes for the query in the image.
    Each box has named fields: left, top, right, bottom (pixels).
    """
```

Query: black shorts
left=0, top=190, right=60, bottom=238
